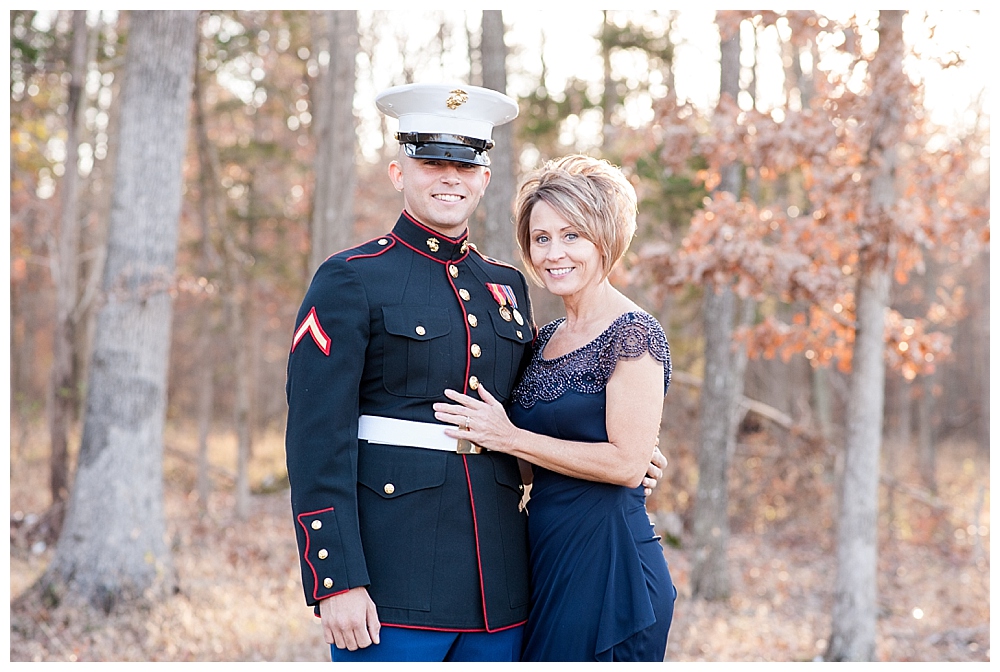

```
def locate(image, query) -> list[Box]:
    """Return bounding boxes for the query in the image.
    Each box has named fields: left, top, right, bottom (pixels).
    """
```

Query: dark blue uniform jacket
left=285, top=211, right=534, bottom=631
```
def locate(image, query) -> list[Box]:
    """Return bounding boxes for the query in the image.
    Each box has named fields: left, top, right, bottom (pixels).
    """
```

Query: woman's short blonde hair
left=514, top=154, right=637, bottom=285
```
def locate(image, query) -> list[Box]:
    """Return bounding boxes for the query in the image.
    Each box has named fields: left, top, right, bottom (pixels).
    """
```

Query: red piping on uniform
left=391, top=232, right=470, bottom=265
left=463, top=455, right=492, bottom=631
left=469, top=246, right=519, bottom=271
left=297, top=507, right=335, bottom=602
left=381, top=619, right=527, bottom=633
left=402, top=210, right=469, bottom=244
left=447, top=275, right=473, bottom=395
left=346, top=237, right=396, bottom=262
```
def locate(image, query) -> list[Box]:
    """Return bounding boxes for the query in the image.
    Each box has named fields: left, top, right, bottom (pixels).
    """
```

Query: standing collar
left=391, top=211, right=472, bottom=263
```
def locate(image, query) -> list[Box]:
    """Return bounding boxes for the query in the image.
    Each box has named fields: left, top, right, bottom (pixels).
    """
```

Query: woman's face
left=528, top=200, right=605, bottom=300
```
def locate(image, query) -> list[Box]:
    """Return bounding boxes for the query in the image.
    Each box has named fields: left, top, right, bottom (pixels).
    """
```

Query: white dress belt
left=358, top=415, right=483, bottom=454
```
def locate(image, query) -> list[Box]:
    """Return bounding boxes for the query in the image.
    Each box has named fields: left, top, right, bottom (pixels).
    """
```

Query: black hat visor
left=397, top=132, right=492, bottom=167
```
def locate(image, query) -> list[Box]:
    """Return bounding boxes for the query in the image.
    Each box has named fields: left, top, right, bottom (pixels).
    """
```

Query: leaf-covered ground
left=9, top=421, right=990, bottom=662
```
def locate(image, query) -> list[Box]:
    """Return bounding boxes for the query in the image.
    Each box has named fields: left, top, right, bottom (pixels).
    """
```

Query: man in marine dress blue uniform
left=285, top=83, right=666, bottom=662
left=285, top=83, right=536, bottom=661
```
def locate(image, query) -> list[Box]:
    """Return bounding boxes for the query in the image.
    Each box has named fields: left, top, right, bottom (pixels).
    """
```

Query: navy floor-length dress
left=510, top=311, right=677, bottom=662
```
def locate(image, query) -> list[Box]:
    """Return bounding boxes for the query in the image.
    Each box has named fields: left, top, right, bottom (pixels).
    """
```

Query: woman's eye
left=565, top=232, right=578, bottom=241
left=535, top=235, right=549, bottom=244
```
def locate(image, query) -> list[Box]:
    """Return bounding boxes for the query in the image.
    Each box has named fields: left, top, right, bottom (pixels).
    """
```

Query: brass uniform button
left=516, top=330, right=523, bottom=339
left=426, top=237, right=440, bottom=252
left=415, top=326, right=426, bottom=336
left=311, top=520, right=322, bottom=530
left=471, top=344, right=481, bottom=358
left=324, top=578, right=334, bottom=589
left=318, top=549, right=328, bottom=560
left=378, top=238, right=388, bottom=245
left=384, top=483, right=395, bottom=495
left=459, top=288, right=471, bottom=301
left=469, top=376, right=480, bottom=390
left=468, top=314, right=478, bottom=328
left=449, top=265, right=459, bottom=278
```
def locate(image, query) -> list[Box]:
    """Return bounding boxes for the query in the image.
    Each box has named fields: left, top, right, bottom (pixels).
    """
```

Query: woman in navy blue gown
left=434, top=155, right=676, bottom=661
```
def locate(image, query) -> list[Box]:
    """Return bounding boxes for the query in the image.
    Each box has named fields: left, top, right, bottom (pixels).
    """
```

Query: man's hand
left=319, top=586, right=381, bottom=651
left=643, top=445, right=667, bottom=496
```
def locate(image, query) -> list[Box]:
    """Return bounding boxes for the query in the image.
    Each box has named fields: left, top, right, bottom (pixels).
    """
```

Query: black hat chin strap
left=396, top=131, right=494, bottom=151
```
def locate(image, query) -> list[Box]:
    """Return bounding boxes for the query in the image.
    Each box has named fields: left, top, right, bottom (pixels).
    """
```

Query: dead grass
left=8, top=419, right=990, bottom=662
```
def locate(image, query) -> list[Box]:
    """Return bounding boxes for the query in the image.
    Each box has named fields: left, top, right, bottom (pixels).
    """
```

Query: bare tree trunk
left=812, top=366, right=834, bottom=440
left=894, top=374, right=912, bottom=450
left=601, top=10, right=616, bottom=151
left=917, top=374, right=936, bottom=493
left=691, top=286, right=735, bottom=601
left=47, top=9, right=89, bottom=515
left=828, top=10, right=904, bottom=661
left=308, top=10, right=358, bottom=276
left=478, top=10, right=517, bottom=265
left=43, top=10, right=198, bottom=609
left=230, top=285, right=252, bottom=519
left=728, top=297, right=755, bottom=449
left=829, top=265, right=890, bottom=661
left=76, top=14, right=124, bottom=413
left=974, top=252, right=989, bottom=454
left=972, top=250, right=990, bottom=456
left=690, top=13, right=742, bottom=602
left=229, top=152, right=259, bottom=519
left=192, top=24, right=223, bottom=509
left=885, top=373, right=909, bottom=524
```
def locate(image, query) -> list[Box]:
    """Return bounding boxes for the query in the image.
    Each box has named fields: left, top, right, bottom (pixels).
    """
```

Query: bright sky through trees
left=350, top=8, right=988, bottom=161
left=18, top=7, right=990, bottom=164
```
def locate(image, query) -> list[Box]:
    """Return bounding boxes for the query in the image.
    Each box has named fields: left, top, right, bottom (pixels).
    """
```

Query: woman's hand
left=433, top=386, right=519, bottom=453
left=642, top=445, right=667, bottom=496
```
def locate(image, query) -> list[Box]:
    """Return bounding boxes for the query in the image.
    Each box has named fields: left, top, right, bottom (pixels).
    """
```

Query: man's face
left=388, top=154, right=491, bottom=237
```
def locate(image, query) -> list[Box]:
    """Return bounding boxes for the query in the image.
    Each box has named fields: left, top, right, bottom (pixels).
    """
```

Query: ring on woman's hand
left=463, top=416, right=470, bottom=431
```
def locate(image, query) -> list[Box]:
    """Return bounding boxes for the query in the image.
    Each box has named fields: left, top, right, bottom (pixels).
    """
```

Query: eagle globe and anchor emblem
left=446, top=89, right=468, bottom=109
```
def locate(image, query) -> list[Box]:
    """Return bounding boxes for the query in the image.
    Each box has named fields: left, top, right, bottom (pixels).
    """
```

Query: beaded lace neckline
left=513, top=311, right=671, bottom=409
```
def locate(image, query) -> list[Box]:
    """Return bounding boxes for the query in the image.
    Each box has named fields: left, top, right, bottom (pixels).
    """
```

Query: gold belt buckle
left=456, top=438, right=483, bottom=454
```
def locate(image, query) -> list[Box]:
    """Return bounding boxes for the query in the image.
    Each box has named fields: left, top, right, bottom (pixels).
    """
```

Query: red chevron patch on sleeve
left=291, top=307, right=331, bottom=355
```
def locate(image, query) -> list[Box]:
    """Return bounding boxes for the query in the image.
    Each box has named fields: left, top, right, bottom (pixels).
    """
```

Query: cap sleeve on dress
left=609, top=312, right=672, bottom=396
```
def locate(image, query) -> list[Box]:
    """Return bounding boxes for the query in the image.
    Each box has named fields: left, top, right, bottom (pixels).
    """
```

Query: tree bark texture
left=601, top=11, right=616, bottom=150
left=690, top=14, right=743, bottom=602
left=231, top=163, right=259, bottom=520
left=44, top=10, right=198, bottom=609
left=192, top=31, right=223, bottom=509
left=76, top=12, right=125, bottom=413
left=829, top=265, right=890, bottom=661
left=828, top=9, right=904, bottom=661
left=308, top=10, right=359, bottom=276
left=917, top=375, right=936, bottom=493
left=48, top=9, right=89, bottom=511
left=974, top=252, right=989, bottom=454
left=691, top=286, right=737, bottom=600
left=727, top=298, right=755, bottom=449
left=477, top=10, right=517, bottom=265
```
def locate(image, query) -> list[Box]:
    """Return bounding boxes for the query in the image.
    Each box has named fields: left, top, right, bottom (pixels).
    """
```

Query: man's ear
left=480, top=166, right=491, bottom=196
left=388, top=160, right=404, bottom=192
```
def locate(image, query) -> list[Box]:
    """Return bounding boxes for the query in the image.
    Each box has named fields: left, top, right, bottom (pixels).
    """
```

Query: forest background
left=7, top=7, right=991, bottom=663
